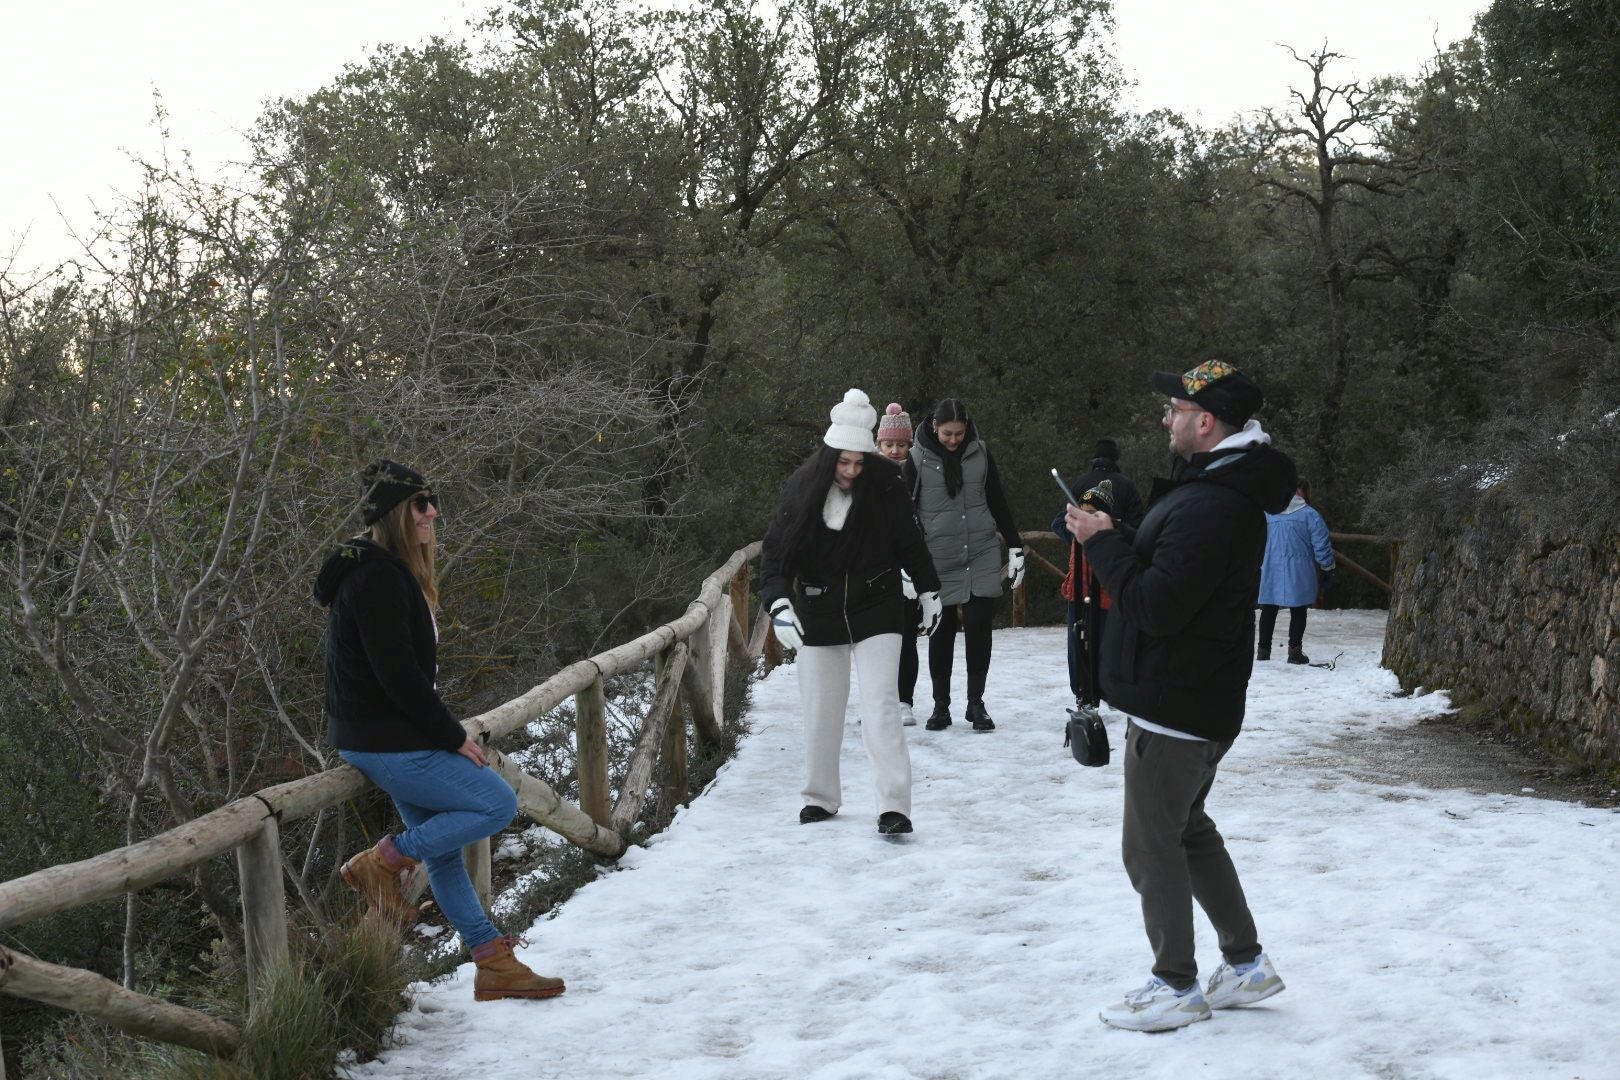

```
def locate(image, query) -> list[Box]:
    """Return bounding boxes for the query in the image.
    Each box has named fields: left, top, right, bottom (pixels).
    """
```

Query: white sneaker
left=1098, top=977, right=1211, bottom=1031
left=1204, top=953, right=1284, bottom=1009
left=899, top=703, right=917, bottom=727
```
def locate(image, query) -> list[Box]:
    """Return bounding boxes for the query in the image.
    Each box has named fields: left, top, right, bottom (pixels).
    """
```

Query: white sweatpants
left=798, top=633, right=912, bottom=817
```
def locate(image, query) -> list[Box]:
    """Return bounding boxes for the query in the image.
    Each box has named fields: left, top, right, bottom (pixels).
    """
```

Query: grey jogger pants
left=1121, top=720, right=1262, bottom=990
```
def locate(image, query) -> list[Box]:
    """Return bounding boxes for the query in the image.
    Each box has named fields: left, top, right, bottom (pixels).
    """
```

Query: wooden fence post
left=235, top=817, right=288, bottom=998
left=610, top=642, right=691, bottom=833
left=657, top=645, right=689, bottom=805
left=575, top=675, right=610, bottom=827
left=463, top=839, right=492, bottom=906
left=1012, top=581, right=1027, bottom=627
left=728, top=568, right=752, bottom=665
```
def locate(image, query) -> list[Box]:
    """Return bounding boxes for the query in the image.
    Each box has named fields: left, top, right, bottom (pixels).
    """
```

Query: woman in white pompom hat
left=759, top=390, right=943, bottom=835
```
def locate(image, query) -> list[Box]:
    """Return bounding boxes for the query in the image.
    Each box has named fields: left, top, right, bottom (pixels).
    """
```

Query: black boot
left=1256, top=644, right=1271, bottom=661
left=799, top=805, right=835, bottom=824
left=877, top=811, right=913, bottom=835
left=1287, top=648, right=1309, bottom=665
left=966, top=700, right=995, bottom=732
left=925, top=705, right=952, bottom=731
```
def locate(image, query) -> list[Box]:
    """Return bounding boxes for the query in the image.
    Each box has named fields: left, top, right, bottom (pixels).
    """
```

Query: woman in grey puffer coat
left=904, top=398, right=1025, bottom=732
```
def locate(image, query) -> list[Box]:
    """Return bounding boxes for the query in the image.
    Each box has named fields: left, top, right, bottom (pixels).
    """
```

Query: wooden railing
left=1008, top=529, right=1399, bottom=624
left=0, top=542, right=767, bottom=1065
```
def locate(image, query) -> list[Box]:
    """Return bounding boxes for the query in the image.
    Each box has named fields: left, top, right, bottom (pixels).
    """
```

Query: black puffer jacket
left=761, top=461, right=942, bottom=647
left=1083, top=432, right=1297, bottom=740
left=313, top=539, right=465, bottom=753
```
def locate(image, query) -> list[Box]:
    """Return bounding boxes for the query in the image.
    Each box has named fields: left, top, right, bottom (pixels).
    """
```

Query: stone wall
left=1383, top=499, right=1620, bottom=774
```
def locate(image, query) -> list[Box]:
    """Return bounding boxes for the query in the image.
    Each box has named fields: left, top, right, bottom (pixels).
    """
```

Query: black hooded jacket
left=313, top=539, right=465, bottom=753
left=761, top=459, right=941, bottom=647
left=1082, top=435, right=1297, bottom=740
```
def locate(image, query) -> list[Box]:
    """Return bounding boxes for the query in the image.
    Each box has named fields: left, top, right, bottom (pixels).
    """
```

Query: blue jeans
left=338, top=748, right=518, bottom=950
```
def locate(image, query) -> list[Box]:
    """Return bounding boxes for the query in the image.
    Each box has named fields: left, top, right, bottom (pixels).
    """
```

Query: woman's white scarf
left=822, top=485, right=852, bottom=530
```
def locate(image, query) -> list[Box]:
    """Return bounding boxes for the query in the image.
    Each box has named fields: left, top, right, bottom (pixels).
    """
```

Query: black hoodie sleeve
left=881, top=470, right=941, bottom=594
left=349, top=562, right=466, bottom=751
left=982, top=448, right=1022, bottom=550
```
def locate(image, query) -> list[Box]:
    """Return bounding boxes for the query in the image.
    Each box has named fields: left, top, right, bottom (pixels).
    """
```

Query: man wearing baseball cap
left=1066, top=359, right=1298, bottom=1032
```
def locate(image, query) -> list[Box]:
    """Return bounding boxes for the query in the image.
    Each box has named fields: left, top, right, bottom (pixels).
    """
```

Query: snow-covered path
left=354, top=612, right=1617, bottom=1080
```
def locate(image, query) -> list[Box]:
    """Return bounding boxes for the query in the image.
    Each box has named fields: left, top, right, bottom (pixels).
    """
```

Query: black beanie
left=361, top=460, right=429, bottom=525
left=1094, top=438, right=1119, bottom=462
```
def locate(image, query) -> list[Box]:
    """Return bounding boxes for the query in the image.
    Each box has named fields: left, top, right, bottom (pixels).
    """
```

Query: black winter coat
left=1082, top=437, right=1297, bottom=741
left=761, top=461, right=942, bottom=647
left=314, top=539, right=465, bottom=753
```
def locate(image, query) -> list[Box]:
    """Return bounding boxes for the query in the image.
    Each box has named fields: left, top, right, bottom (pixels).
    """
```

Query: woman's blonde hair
left=369, top=496, right=438, bottom=608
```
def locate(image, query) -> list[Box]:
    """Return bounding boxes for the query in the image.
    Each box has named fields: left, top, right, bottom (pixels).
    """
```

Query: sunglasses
left=410, top=492, right=439, bottom=513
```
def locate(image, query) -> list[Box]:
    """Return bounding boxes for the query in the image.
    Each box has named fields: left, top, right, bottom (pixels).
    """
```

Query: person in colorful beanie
left=1067, top=361, right=1295, bottom=1032
left=315, top=459, right=565, bottom=1002
left=761, top=390, right=943, bottom=834
left=876, top=402, right=923, bottom=726
left=1050, top=438, right=1144, bottom=708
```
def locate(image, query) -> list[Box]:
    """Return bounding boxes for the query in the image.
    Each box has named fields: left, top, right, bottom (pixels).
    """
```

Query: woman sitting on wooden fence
left=762, top=390, right=943, bottom=835
left=314, top=459, right=565, bottom=1002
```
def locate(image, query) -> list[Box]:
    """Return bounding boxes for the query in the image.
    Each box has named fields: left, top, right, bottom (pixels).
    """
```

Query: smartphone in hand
left=1051, top=468, right=1080, bottom=507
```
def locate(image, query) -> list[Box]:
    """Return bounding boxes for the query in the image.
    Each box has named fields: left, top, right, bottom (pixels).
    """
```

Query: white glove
left=1006, top=547, right=1026, bottom=590
left=917, top=592, right=942, bottom=636
left=769, top=598, right=804, bottom=651
left=901, top=570, right=917, bottom=600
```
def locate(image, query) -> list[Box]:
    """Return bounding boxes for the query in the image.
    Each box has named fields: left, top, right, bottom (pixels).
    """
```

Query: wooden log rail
left=1008, top=531, right=1399, bottom=624
left=0, top=541, right=765, bottom=1062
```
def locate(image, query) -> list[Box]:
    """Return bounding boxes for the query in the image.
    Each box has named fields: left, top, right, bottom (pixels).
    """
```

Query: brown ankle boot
left=340, top=836, right=420, bottom=926
left=472, top=935, right=566, bottom=1001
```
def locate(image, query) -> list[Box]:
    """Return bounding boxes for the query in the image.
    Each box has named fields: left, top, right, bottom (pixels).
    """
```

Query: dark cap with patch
left=361, top=459, right=429, bottom=525
left=1151, top=359, right=1264, bottom=427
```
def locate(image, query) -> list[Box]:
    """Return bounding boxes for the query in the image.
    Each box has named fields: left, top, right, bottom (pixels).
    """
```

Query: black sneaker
left=877, top=811, right=913, bottom=835
left=924, top=705, right=952, bottom=731
left=799, top=805, right=835, bottom=824
left=1286, top=649, right=1309, bottom=665
left=966, top=700, right=995, bottom=731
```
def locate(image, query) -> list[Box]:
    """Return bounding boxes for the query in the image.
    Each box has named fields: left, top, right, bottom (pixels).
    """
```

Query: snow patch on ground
left=349, top=611, right=1617, bottom=1080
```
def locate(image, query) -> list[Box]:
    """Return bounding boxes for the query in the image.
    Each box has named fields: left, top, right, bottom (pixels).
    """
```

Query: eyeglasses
left=1162, top=400, right=1204, bottom=418
left=411, top=492, right=439, bottom=513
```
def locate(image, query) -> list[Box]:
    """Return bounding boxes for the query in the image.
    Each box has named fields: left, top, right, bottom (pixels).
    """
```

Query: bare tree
left=1246, top=45, right=1439, bottom=493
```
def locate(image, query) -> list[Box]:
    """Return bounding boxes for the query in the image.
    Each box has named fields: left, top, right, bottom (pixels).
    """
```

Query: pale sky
left=2, top=0, right=1485, bottom=273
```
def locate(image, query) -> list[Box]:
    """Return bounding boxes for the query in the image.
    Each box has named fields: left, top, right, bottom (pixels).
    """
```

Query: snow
left=349, top=611, right=1617, bottom=1080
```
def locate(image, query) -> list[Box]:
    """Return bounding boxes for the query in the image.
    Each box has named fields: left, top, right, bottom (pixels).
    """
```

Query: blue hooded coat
left=1257, top=496, right=1335, bottom=607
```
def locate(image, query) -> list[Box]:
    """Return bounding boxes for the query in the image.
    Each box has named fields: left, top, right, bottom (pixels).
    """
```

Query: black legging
left=898, top=600, right=920, bottom=706
left=1257, top=604, right=1308, bottom=651
left=929, top=596, right=996, bottom=707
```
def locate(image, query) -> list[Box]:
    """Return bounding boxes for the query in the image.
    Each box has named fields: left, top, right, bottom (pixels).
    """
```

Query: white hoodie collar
left=1204, top=420, right=1271, bottom=470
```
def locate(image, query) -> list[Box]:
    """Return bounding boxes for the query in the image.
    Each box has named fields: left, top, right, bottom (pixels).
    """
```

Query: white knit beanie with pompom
left=822, top=388, right=879, bottom=453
